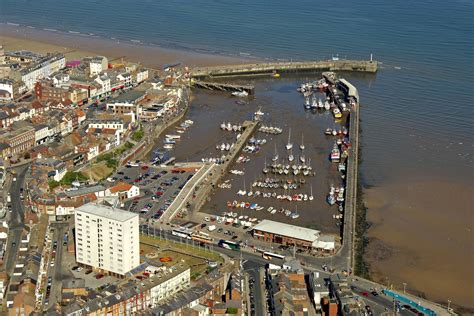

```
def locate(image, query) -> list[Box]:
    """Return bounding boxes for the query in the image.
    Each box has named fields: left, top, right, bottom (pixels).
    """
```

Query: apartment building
left=74, top=203, right=139, bottom=277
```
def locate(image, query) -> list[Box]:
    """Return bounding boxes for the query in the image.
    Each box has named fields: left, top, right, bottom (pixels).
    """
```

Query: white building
left=87, top=120, right=125, bottom=133
left=94, top=74, right=111, bottom=97
left=105, top=182, right=140, bottom=200
left=34, top=124, right=50, bottom=145
left=85, top=56, right=108, bottom=76
left=135, top=69, right=149, bottom=84
left=74, top=203, right=140, bottom=276
left=20, top=53, right=66, bottom=90
left=147, top=266, right=191, bottom=305
left=0, top=78, right=14, bottom=101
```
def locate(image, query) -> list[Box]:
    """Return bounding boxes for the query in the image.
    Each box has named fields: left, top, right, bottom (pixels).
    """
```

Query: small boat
left=272, top=72, right=280, bottom=78
left=333, top=108, right=342, bottom=119
left=311, top=95, right=318, bottom=110
left=288, top=150, right=294, bottom=162
left=185, top=120, right=194, bottom=125
left=286, top=128, right=293, bottom=150
left=324, top=101, right=331, bottom=111
left=300, top=155, right=306, bottom=163
left=300, top=134, right=305, bottom=151
left=327, top=194, right=336, bottom=205
left=232, top=90, right=248, bottom=97
left=325, top=128, right=333, bottom=135
left=272, top=143, right=279, bottom=162
left=331, top=143, right=341, bottom=162
left=163, top=144, right=174, bottom=149
left=305, top=96, right=311, bottom=109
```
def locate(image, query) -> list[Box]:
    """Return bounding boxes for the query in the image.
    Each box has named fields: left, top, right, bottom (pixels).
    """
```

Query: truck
left=207, top=225, right=216, bottom=232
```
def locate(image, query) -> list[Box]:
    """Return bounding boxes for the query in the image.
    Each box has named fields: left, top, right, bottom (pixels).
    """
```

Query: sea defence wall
left=192, top=60, right=378, bottom=79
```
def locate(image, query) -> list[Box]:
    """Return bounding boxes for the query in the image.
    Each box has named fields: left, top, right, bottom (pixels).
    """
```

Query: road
left=3, top=165, right=28, bottom=274
left=42, top=222, right=70, bottom=310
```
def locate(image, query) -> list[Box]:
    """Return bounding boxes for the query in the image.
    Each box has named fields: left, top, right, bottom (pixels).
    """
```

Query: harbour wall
left=192, top=60, right=378, bottom=79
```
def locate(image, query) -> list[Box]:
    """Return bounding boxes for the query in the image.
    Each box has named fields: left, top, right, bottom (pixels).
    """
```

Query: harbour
left=147, top=72, right=361, bottom=256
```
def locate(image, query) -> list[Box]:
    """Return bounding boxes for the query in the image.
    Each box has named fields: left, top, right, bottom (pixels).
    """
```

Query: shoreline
left=0, top=24, right=255, bottom=68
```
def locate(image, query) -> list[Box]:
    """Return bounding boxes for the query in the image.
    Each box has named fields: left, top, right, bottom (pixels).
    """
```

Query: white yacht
left=286, top=128, right=293, bottom=150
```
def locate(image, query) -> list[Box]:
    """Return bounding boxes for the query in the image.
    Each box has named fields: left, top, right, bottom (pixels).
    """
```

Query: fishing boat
left=330, top=143, right=340, bottom=162
left=333, top=108, right=342, bottom=119
left=232, top=90, right=248, bottom=97
left=300, top=134, right=305, bottom=151
left=286, top=128, right=293, bottom=150
left=327, top=193, right=336, bottom=206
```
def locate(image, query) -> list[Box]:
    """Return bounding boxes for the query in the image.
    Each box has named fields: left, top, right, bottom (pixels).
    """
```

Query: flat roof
left=111, top=90, right=146, bottom=104
left=64, top=185, right=105, bottom=197
left=76, top=203, right=138, bottom=222
left=252, top=219, right=320, bottom=242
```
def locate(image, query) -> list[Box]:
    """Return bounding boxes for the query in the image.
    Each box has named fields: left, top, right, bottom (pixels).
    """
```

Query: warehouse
left=252, top=220, right=321, bottom=249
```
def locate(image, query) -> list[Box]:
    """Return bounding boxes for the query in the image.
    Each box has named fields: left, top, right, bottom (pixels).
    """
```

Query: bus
left=218, top=239, right=241, bottom=251
left=191, top=232, right=213, bottom=244
left=171, top=228, right=192, bottom=239
left=262, top=251, right=286, bottom=260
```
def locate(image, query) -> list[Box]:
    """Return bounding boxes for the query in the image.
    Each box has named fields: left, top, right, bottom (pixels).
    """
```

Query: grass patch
left=82, top=161, right=114, bottom=181
left=140, top=234, right=223, bottom=278
left=131, top=128, right=144, bottom=142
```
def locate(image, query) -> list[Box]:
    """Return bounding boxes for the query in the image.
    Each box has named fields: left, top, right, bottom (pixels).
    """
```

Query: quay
left=192, top=80, right=255, bottom=95
left=192, top=59, right=378, bottom=79
left=161, top=120, right=260, bottom=222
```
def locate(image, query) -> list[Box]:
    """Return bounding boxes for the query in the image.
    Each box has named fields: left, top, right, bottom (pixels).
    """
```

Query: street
left=3, top=165, right=28, bottom=275
left=43, top=222, right=71, bottom=310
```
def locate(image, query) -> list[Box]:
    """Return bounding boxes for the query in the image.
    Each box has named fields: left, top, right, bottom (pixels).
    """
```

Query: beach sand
left=364, top=177, right=474, bottom=311
left=0, top=25, right=248, bottom=68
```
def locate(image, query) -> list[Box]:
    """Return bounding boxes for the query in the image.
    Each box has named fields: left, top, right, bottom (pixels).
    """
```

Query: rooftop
left=252, top=219, right=320, bottom=242
left=110, top=90, right=146, bottom=104
left=76, top=202, right=138, bottom=222
left=64, top=185, right=105, bottom=197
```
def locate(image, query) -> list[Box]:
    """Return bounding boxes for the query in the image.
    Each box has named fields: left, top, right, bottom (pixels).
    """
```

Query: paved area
left=109, top=165, right=197, bottom=222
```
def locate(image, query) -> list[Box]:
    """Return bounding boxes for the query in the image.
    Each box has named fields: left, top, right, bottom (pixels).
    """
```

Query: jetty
left=192, top=80, right=255, bottom=95
left=162, top=120, right=260, bottom=222
left=192, top=59, right=378, bottom=79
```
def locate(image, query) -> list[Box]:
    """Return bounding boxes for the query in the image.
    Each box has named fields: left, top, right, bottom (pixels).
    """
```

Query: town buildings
left=74, top=203, right=140, bottom=277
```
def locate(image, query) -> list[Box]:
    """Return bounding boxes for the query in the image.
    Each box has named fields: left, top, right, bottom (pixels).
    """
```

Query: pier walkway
left=192, top=80, right=255, bottom=94
left=192, top=59, right=378, bottom=79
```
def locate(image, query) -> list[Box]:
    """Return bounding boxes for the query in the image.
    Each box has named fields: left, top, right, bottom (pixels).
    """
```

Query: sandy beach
left=0, top=25, right=248, bottom=68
